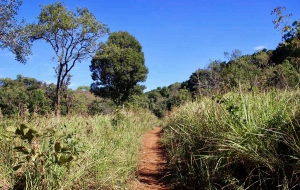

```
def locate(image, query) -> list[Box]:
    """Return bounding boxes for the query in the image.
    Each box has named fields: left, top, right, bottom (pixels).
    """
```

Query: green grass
left=0, top=108, right=160, bottom=189
left=162, top=89, right=300, bottom=189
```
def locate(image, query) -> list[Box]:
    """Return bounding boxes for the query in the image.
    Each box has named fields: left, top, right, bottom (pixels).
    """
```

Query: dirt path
left=130, top=127, right=172, bottom=190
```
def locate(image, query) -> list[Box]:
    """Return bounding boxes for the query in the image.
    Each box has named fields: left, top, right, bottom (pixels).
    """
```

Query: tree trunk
left=56, top=92, right=61, bottom=117
left=56, top=65, right=63, bottom=117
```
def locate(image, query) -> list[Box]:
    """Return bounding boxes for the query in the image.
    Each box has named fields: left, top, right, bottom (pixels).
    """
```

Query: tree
left=29, top=88, right=50, bottom=115
left=271, top=6, right=300, bottom=72
left=30, top=2, right=109, bottom=116
left=253, top=50, right=270, bottom=68
left=0, top=0, right=32, bottom=63
left=224, top=49, right=243, bottom=86
left=186, top=68, right=219, bottom=96
left=0, top=77, right=29, bottom=116
left=159, top=86, right=170, bottom=98
left=90, top=31, right=148, bottom=106
left=77, top=85, right=90, bottom=92
left=272, top=60, right=300, bottom=88
left=146, top=89, right=167, bottom=118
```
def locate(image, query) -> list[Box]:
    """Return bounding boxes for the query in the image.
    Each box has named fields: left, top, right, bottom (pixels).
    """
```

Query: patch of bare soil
left=130, top=127, right=172, bottom=190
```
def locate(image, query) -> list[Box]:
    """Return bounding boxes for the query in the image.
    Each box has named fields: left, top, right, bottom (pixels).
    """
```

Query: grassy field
left=0, top=108, right=160, bottom=189
left=2, top=89, right=300, bottom=189
left=162, top=89, right=300, bottom=189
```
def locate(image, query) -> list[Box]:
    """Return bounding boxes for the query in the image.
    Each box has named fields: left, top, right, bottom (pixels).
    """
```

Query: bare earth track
left=130, top=127, right=172, bottom=190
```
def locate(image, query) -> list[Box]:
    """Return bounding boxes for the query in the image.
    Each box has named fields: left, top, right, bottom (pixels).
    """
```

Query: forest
left=1, top=1, right=300, bottom=189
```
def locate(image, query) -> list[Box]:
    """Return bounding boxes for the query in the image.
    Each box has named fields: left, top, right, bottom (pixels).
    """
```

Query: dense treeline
left=1, top=45, right=300, bottom=118
left=0, top=75, right=116, bottom=118
left=146, top=46, right=300, bottom=117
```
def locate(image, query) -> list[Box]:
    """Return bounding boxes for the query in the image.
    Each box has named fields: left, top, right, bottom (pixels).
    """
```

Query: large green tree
left=30, top=2, right=109, bottom=116
left=0, top=0, right=31, bottom=63
left=90, top=31, right=148, bottom=106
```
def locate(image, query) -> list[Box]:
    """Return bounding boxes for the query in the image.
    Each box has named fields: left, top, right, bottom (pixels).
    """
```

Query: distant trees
left=145, top=83, right=192, bottom=118
left=30, top=2, right=109, bottom=116
left=0, top=75, right=49, bottom=117
left=90, top=31, right=148, bottom=106
left=77, top=86, right=90, bottom=92
left=0, top=75, right=108, bottom=118
left=0, top=0, right=32, bottom=63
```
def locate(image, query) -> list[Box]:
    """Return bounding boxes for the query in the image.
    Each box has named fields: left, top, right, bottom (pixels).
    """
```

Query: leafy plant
left=5, top=123, right=82, bottom=189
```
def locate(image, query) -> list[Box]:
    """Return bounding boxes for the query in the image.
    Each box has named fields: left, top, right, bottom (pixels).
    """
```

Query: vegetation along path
left=131, top=127, right=172, bottom=190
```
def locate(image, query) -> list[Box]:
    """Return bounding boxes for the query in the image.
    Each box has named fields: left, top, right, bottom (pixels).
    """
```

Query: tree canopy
left=0, top=0, right=32, bottom=63
left=90, top=31, right=148, bottom=106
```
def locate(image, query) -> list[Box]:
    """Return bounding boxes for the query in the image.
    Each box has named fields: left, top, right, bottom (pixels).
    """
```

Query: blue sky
left=1, top=0, right=300, bottom=91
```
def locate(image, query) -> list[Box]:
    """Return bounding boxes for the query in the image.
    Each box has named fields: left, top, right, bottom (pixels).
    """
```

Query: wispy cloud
left=254, top=45, right=266, bottom=51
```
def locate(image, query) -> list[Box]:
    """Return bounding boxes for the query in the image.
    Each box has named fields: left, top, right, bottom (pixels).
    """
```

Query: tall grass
left=0, top=108, right=160, bottom=189
left=162, top=89, right=300, bottom=189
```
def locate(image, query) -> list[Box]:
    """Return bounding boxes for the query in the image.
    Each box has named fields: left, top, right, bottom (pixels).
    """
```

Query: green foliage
left=178, top=88, right=192, bottom=103
left=28, top=89, right=51, bottom=115
left=253, top=50, right=270, bottom=68
left=90, top=31, right=148, bottom=106
left=0, top=75, right=51, bottom=117
left=0, top=0, right=32, bottom=63
left=0, top=75, right=121, bottom=118
left=159, top=86, right=170, bottom=98
left=162, top=90, right=300, bottom=189
left=182, top=47, right=299, bottom=98
left=76, top=86, right=90, bottom=92
left=145, top=84, right=192, bottom=118
left=271, top=6, right=300, bottom=73
left=68, top=90, right=94, bottom=115
left=88, top=98, right=115, bottom=115
left=127, top=93, right=149, bottom=110
left=186, top=69, right=216, bottom=95
left=111, top=109, right=128, bottom=126
left=0, top=78, right=29, bottom=116
left=274, top=60, right=300, bottom=88
left=3, top=123, right=81, bottom=189
left=146, top=88, right=167, bottom=118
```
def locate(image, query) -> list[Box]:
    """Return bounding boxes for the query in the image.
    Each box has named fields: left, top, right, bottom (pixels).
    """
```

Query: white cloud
left=254, top=45, right=266, bottom=51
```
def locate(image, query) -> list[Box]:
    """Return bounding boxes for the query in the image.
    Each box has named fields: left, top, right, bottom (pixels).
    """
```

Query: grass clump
left=0, top=108, right=160, bottom=189
left=162, top=89, right=300, bottom=189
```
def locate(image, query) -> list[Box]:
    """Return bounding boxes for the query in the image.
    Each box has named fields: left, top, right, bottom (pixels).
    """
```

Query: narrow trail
left=130, top=127, right=172, bottom=190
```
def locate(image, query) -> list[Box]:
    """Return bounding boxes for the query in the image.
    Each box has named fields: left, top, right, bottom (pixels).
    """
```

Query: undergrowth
left=0, top=108, right=160, bottom=189
left=162, top=89, right=300, bottom=189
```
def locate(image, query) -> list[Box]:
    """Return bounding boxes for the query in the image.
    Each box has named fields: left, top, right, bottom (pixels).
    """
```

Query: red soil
left=130, top=127, right=172, bottom=190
